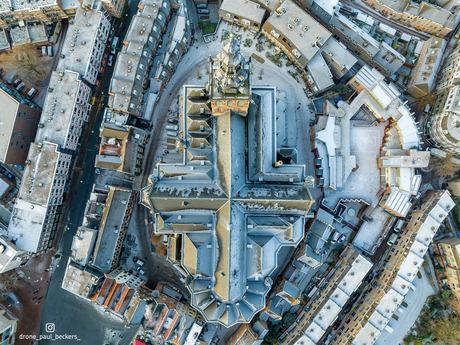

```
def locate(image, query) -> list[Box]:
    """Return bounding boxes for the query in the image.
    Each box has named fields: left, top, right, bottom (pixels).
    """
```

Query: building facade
left=57, top=0, right=111, bottom=86
left=219, top=0, right=267, bottom=31
left=36, top=71, right=92, bottom=152
left=406, top=37, right=445, bottom=98
left=425, top=84, right=460, bottom=154
left=331, top=190, right=454, bottom=345
left=359, top=0, right=455, bottom=37
left=436, top=236, right=460, bottom=298
left=0, top=85, right=40, bottom=166
left=7, top=142, right=73, bottom=253
left=0, top=0, right=67, bottom=29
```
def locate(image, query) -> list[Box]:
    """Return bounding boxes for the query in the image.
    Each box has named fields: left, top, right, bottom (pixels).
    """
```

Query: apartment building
left=70, top=227, right=98, bottom=266
left=279, top=248, right=372, bottom=345
left=95, top=123, right=148, bottom=176
left=7, top=142, right=72, bottom=253
left=435, top=42, right=460, bottom=93
left=261, top=0, right=331, bottom=69
left=101, top=0, right=126, bottom=18
left=0, top=234, right=29, bottom=273
left=261, top=0, right=357, bottom=93
left=378, top=150, right=430, bottom=217
left=57, top=0, right=111, bottom=86
left=0, top=305, right=18, bottom=345
left=425, top=84, right=460, bottom=154
left=62, top=259, right=105, bottom=299
left=331, top=190, right=454, bottom=345
left=0, top=0, right=67, bottom=29
left=35, top=70, right=92, bottom=152
left=154, top=2, right=191, bottom=89
left=219, top=0, right=267, bottom=31
left=108, top=0, right=171, bottom=115
left=0, top=85, right=40, bottom=166
left=90, top=186, right=135, bottom=273
left=359, top=0, right=455, bottom=37
left=436, top=236, right=460, bottom=298
left=406, top=37, right=445, bottom=98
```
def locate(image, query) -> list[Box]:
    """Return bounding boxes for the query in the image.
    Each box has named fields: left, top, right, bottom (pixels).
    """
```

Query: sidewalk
left=0, top=251, right=54, bottom=344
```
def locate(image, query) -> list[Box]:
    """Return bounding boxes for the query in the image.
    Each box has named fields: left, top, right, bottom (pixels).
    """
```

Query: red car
left=332, top=320, right=341, bottom=331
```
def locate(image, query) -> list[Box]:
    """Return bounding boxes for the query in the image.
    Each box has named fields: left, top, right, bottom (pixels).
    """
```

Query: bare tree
left=0, top=272, right=22, bottom=293
left=0, top=44, right=47, bottom=82
left=429, top=315, right=460, bottom=344
left=429, top=153, right=460, bottom=177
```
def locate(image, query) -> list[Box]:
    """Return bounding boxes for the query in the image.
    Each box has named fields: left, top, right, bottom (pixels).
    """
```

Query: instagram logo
left=45, top=323, right=55, bottom=333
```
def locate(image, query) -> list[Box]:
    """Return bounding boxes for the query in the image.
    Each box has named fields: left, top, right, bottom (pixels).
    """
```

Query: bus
left=111, top=37, right=119, bottom=54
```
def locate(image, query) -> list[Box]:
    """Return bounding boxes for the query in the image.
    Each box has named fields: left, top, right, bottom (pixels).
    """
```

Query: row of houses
left=330, top=190, right=453, bottom=345
left=218, top=0, right=454, bottom=95
left=0, top=0, right=113, bottom=269
left=94, top=0, right=192, bottom=178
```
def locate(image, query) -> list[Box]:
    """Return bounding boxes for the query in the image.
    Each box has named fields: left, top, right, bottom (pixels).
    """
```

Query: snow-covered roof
left=143, top=41, right=314, bottom=327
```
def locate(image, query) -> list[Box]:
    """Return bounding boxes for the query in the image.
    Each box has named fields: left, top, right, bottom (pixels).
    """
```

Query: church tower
left=205, top=33, right=251, bottom=116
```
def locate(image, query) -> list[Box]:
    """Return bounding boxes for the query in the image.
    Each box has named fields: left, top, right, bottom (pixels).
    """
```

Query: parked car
left=108, top=55, right=113, bottom=67
left=166, top=124, right=179, bottom=131
left=337, top=234, right=346, bottom=244
left=196, top=3, right=207, bottom=8
left=332, top=320, right=341, bottom=331
left=16, top=82, right=25, bottom=92
left=331, top=231, right=341, bottom=243
left=27, top=88, right=37, bottom=99
left=197, top=9, right=210, bottom=14
left=5, top=172, right=14, bottom=179
left=42, top=46, right=47, bottom=56
left=137, top=267, right=146, bottom=275
left=47, top=46, right=53, bottom=57
left=166, top=131, right=178, bottom=137
left=134, top=258, right=145, bottom=266
left=12, top=78, right=21, bottom=87
left=167, top=118, right=178, bottom=125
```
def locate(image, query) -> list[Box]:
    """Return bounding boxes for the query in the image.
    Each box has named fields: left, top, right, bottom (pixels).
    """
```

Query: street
left=375, top=268, right=435, bottom=345
left=38, top=1, right=143, bottom=343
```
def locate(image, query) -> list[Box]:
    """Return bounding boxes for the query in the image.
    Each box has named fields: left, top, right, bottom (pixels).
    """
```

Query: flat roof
left=62, top=260, right=100, bottom=298
left=71, top=227, right=98, bottom=266
left=375, top=288, right=404, bottom=319
left=220, top=0, right=266, bottom=23
left=92, top=187, right=132, bottom=272
left=353, top=207, right=390, bottom=253
left=35, top=71, right=82, bottom=147
left=8, top=198, right=47, bottom=252
left=319, top=37, right=357, bottom=70
left=125, top=15, right=156, bottom=44
left=19, top=142, right=60, bottom=205
left=266, top=0, right=332, bottom=62
left=307, top=53, right=334, bottom=92
left=0, top=29, right=10, bottom=50
left=336, top=253, right=372, bottom=295
left=0, top=89, right=19, bottom=162
left=57, top=5, right=105, bottom=76
left=352, top=322, right=381, bottom=345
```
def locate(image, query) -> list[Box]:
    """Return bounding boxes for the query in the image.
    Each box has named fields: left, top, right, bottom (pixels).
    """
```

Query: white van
left=387, top=233, right=398, bottom=246
left=16, top=82, right=25, bottom=92
left=331, top=232, right=341, bottom=243
left=394, top=219, right=404, bottom=233
left=27, top=88, right=37, bottom=99
left=166, top=124, right=179, bottom=131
